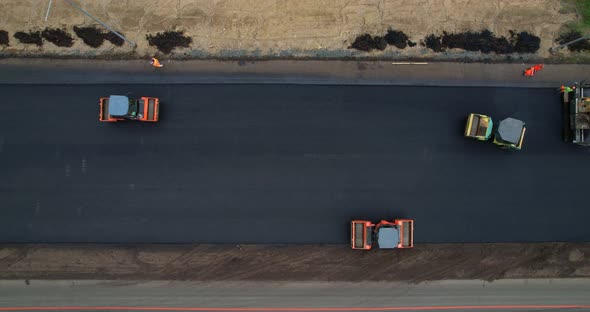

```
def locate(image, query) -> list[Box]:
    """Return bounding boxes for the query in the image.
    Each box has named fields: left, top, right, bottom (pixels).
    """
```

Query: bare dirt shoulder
left=0, top=0, right=582, bottom=62
left=1, top=243, right=588, bottom=282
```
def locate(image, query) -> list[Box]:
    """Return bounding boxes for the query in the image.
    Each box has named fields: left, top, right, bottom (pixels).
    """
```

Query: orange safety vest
left=523, top=67, right=535, bottom=77
left=150, top=58, right=163, bottom=67
left=532, top=64, right=544, bottom=71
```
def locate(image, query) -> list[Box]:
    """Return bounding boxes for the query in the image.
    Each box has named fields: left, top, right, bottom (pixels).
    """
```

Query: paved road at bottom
left=0, top=279, right=589, bottom=312
left=0, top=84, right=589, bottom=243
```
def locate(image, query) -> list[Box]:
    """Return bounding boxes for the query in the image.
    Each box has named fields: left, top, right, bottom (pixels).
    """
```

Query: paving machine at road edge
left=351, top=219, right=414, bottom=250
left=100, top=95, right=160, bottom=122
left=562, top=82, right=590, bottom=145
left=465, top=113, right=526, bottom=150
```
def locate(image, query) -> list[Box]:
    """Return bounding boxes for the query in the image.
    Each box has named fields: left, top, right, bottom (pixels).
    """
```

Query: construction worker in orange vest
left=559, top=86, right=576, bottom=92
left=523, top=64, right=543, bottom=77
left=523, top=67, right=535, bottom=77
left=560, top=85, right=574, bottom=93
left=150, top=57, right=163, bottom=68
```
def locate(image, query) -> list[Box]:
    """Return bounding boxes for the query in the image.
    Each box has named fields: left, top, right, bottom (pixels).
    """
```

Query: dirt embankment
left=1, top=243, right=588, bottom=282
left=0, top=0, right=577, bottom=60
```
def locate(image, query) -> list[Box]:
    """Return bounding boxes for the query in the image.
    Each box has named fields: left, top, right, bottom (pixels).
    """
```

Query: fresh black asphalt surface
left=0, top=84, right=589, bottom=243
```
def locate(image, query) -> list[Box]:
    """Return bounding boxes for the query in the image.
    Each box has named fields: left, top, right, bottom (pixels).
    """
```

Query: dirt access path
left=0, top=0, right=576, bottom=60
left=1, top=244, right=589, bottom=282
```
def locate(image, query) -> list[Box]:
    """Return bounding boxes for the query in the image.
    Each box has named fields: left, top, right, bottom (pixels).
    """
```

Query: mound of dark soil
left=557, top=30, right=590, bottom=52
left=373, top=36, right=387, bottom=50
left=41, top=28, right=74, bottom=47
left=346, top=28, right=539, bottom=54
left=14, top=31, right=42, bottom=46
left=441, top=30, right=514, bottom=54
left=351, top=30, right=414, bottom=51
left=422, top=30, right=540, bottom=54
left=512, top=31, right=541, bottom=53
left=73, top=26, right=103, bottom=48
left=0, top=30, right=8, bottom=45
left=105, top=32, right=124, bottom=46
left=350, top=34, right=387, bottom=52
left=146, top=30, right=192, bottom=54
left=73, top=26, right=125, bottom=48
left=422, top=34, right=443, bottom=52
left=384, top=29, right=410, bottom=49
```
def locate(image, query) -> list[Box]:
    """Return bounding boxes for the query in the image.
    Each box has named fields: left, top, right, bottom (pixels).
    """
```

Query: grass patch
left=556, top=0, right=590, bottom=55
left=562, top=0, right=590, bottom=33
left=574, top=0, right=590, bottom=26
